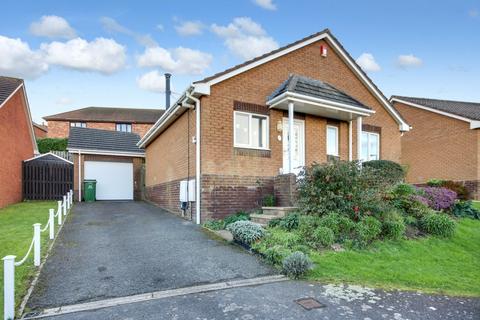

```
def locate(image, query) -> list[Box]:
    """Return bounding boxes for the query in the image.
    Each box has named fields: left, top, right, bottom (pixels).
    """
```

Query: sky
left=1, top=0, right=479, bottom=123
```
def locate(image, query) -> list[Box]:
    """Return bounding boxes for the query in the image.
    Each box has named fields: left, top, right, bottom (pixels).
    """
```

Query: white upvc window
left=70, top=122, right=86, bottom=128
left=361, top=131, right=380, bottom=161
left=234, top=111, right=269, bottom=149
left=326, top=125, right=339, bottom=156
left=116, top=123, right=132, bottom=133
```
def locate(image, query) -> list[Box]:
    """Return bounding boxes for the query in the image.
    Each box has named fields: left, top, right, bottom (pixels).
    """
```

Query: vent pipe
left=165, top=73, right=172, bottom=109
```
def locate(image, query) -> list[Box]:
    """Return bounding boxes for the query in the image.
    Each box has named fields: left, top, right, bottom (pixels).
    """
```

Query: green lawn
left=472, top=201, right=480, bottom=210
left=308, top=219, right=480, bottom=296
left=0, top=201, right=56, bottom=316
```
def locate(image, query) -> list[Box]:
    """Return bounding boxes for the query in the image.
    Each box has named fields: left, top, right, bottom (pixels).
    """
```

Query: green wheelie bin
left=83, top=179, right=97, bottom=202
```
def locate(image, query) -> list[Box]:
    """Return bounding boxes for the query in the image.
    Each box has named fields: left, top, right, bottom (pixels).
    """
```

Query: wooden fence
left=23, top=159, right=73, bottom=200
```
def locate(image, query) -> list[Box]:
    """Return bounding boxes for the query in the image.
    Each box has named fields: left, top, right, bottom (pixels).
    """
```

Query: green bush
left=391, top=183, right=417, bottom=198
left=203, top=219, right=224, bottom=230
left=268, top=217, right=282, bottom=228
left=337, top=215, right=356, bottom=236
left=363, top=160, right=405, bottom=185
left=355, top=216, right=382, bottom=244
left=420, top=213, right=456, bottom=238
left=318, top=212, right=340, bottom=234
left=297, top=215, right=323, bottom=242
left=226, top=221, right=265, bottom=245
left=427, top=179, right=444, bottom=187
left=313, top=226, right=335, bottom=247
left=223, top=211, right=250, bottom=226
left=262, top=194, right=276, bottom=207
left=451, top=201, right=480, bottom=219
left=297, top=161, right=383, bottom=219
left=263, top=246, right=292, bottom=266
left=402, top=197, right=432, bottom=218
left=282, top=251, right=312, bottom=279
left=381, top=211, right=406, bottom=240
left=37, top=138, right=68, bottom=153
left=279, top=213, right=300, bottom=231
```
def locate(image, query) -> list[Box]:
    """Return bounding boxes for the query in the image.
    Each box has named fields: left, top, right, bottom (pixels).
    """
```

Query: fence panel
left=23, top=161, right=73, bottom=200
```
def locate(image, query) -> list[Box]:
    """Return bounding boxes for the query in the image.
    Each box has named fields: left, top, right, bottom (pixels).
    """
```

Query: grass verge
left=0, top=201, right=56, bottom=316
left=308, top=218, right=480, bottom=296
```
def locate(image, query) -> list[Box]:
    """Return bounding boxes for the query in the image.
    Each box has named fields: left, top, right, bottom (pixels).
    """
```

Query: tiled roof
left=268, top=74, right=371, bottom=110
left=391, top=96, right=480, bottom=121
left=44, top=106, right=164, bottom=124
left=0, top=76, right=23, bottom=106
left=68, top=127, right=144, bottom=154
left=33, top=122, right=48, bottom=132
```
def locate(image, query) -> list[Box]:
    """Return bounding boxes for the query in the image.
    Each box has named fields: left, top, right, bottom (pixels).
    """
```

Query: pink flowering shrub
left=416, top=187, right=457, bottom=211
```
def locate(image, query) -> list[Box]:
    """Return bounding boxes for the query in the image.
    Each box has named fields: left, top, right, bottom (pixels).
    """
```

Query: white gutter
left=68, top=149, right=145, bottom=158
left=185, top=92, right=201, bottom=225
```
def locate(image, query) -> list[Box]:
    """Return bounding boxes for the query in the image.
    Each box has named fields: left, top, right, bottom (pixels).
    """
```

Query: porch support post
left=78, top=151, right=82, bottom=202
left=288, top=101, right=294, bottom=174
left=348, top=120, right=353, bottom=161
left=357, top=117, right=363, bottom=161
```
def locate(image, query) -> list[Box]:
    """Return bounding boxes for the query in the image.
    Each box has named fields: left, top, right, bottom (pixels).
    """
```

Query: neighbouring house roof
left=68, top=127, right=144, bottom=156
left=33, top=121, right=48, bottom=132
left=44, top=106, right=164, bottom=124
left=391, top=95, right=480, bottom=121
left=0, top=76, right=23, bottom=107
left=268, top=74, right=371, bottom=111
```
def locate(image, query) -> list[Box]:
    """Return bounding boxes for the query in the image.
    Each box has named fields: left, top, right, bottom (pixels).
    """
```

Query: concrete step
left=250, top=214, right=280, bottom=226
left=261, top=207, right=297, bottom=218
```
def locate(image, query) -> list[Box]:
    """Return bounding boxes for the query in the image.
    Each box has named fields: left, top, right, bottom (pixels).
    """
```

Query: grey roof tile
left=392, top=96, right=480, bottom=121
left=268, top=74, right=371, bottom=110
left=68, top=127, right=144, bottom=154
left=0, top=76, right=23, bottom=105
left=44, top=106, right=164, bottom=123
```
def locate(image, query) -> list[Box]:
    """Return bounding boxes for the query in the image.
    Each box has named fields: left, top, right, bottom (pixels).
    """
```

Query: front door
left=282, top=118, right=305, bottom=175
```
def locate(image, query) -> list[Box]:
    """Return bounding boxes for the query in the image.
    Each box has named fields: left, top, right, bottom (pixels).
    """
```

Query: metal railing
left=2, top=190, right=73, bottom=320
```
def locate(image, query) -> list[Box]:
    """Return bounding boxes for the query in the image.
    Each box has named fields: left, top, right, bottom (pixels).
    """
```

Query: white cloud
left=156, top=24, right=164, bottom=31
left=137, top=46, right=212, bottom=75
left=56, top=97, right=73, bottom=105
left=175, top=20, right=204, bottom=36
left=42, top=37, right=126, bottom=74
left=469, top=9, right=478, bottom=17
left=397, top=54, right=423, bottom=69
left=355, top=53, right=381, bottom=72
left=211, top=17, right=278, bottom=60
left=100, top=17, right=157, bottom=47
left=29, top=15, right=76, bottom=39
left=137, top=70, right=168, bottom=93
left=252, top=0, right=276, bottom=10
left=0, top=35, right=48, bottom=79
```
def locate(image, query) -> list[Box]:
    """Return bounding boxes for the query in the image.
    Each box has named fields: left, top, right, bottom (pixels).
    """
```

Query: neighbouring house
left=0, top=76, right=39, bottom=208
left=44, top=106, right=164, bottom=139
left=33, top=121, right=48, bottom=138
left=67, top=127, right=145, bottom=201
left=138, top=29, right=410, bottom=223
left=391, top=96, right=480, bottom=199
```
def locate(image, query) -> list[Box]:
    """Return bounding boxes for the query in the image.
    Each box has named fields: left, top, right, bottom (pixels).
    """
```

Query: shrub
left=427, top=179, right=444, bottom=187
left=226, top=221, right=265, bottom=245
left=355, top=216, right=382, bottom=244
left=451, top=201, right=480, bottom=219
left=439, top=181, right=471, bottom=200
left=381, top=211, right=406, bottom=240
left=268, top=217, right=282, bottom=228
left=223, top=211, right=250, bottom=226
left=402, top=196, right=432, bottom=218
left=297, top=161, right=382, bottom=219
left=312, top=226, right=335, bottom=247
left=297, top=215, right=323, bottom=242
left=37, top=138, right=68, bottom=153
left=363, top=160, right=406, bottom=185
left=420, top=213, right=456, bottom=238
left=318, top=212, right=340, bottom=234
left=418, top=187, right=457, bottom=211
left=279, top=213, right=300, bottom=231
left=262, top=194, right=276, bottom=207
left=391, top=183, right=417, bottom=198
left=203, top=219, right=224, bottom=230
left=282, top=251, right=312, bottom=279
left=263, top=246, right=292, bottom=266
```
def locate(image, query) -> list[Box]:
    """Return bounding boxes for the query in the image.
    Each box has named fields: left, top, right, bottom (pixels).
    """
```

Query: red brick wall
left=274, top=174, right=298, bottom=207
left=47, top=120, right=153, bottom=138
left=0, top=87, right=35, bottom=208
left=33, top=125, right=47, bottom=138
left=47, top=121, right=70, bottom=138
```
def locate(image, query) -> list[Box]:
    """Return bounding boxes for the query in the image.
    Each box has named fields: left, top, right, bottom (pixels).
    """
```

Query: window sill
left=234, top=147, right=271, bottom=158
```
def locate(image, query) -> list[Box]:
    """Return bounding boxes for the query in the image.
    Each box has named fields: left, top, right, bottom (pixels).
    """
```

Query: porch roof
left=266, top=75, right=375, bottom=120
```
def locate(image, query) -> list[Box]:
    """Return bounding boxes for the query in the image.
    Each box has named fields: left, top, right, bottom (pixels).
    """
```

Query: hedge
left=37, top=138, right=68, bottom=153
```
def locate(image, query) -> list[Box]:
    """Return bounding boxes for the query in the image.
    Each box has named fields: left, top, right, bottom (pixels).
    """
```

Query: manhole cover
left=295, top=297, right=326, bottom=310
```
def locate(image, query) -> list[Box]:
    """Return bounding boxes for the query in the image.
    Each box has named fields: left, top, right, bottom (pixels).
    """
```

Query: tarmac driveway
left=27, top=201, right=274, bottom=311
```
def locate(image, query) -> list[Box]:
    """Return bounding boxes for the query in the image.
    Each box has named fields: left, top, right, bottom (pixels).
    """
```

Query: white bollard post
left=33, top=223, right=41, bottom=267
left=57, top=201, right=62, bottom=225
left=70, top=189, right=73, bottom=206
left=63, top=196, right=67, bottom=216
left=3, top=255, right=15, bottom=320
left=49, top=209, right=55, bottom=240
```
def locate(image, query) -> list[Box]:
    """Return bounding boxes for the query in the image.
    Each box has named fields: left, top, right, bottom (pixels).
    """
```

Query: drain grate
left=295, top=297, right=326, bottom=310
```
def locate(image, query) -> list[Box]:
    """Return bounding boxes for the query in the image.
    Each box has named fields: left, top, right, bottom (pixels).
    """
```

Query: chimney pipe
left=165, top=73, right=171, bottom=109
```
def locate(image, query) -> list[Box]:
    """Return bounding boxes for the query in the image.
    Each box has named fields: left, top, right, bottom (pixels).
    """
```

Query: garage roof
left=68, top=127, right=144, bottom=156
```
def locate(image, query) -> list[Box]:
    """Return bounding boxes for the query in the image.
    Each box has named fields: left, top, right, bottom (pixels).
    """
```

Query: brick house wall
left=33, top=125, right=47, bottom=138
left=145, top=38, right=404, bottom=220
left=47, top=120, right=154, bottom=138
left=393, top=101, right=480, bottom=199
left=73, top=154, right=144, bottom=201
left=0, top=87, right=35, bottom=208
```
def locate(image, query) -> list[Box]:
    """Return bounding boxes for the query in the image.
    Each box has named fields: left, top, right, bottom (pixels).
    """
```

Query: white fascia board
left=68, top=149, right=145, bottom=158
left=390, top=97, right=476, bottom=129
left=24, top=152, right=74, bottom=164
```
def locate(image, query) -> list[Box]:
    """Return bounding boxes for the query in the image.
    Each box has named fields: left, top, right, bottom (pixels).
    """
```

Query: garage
left=84, top=161, right=134, bottom=200
left=67, top=127, right=145, bottom=201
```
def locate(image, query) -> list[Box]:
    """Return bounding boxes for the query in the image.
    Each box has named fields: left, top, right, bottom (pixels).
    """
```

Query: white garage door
left=84, top=161, right=133, bottom=200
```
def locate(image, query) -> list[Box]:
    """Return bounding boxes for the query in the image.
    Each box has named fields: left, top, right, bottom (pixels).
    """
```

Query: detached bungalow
left=391, top=96, right=480, bottom=199
left=138, top=29, right=409, bottom=223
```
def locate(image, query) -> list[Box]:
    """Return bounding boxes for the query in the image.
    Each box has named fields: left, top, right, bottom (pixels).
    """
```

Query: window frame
left=116, top=123, right=132, bottom=133
left=70, top=122, right=87, bottom=128
left=361, top=131, right=380, bottom=161
left=233, top=111, right=269, bottom=150
left=326, top=125, right=339, bottom=156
